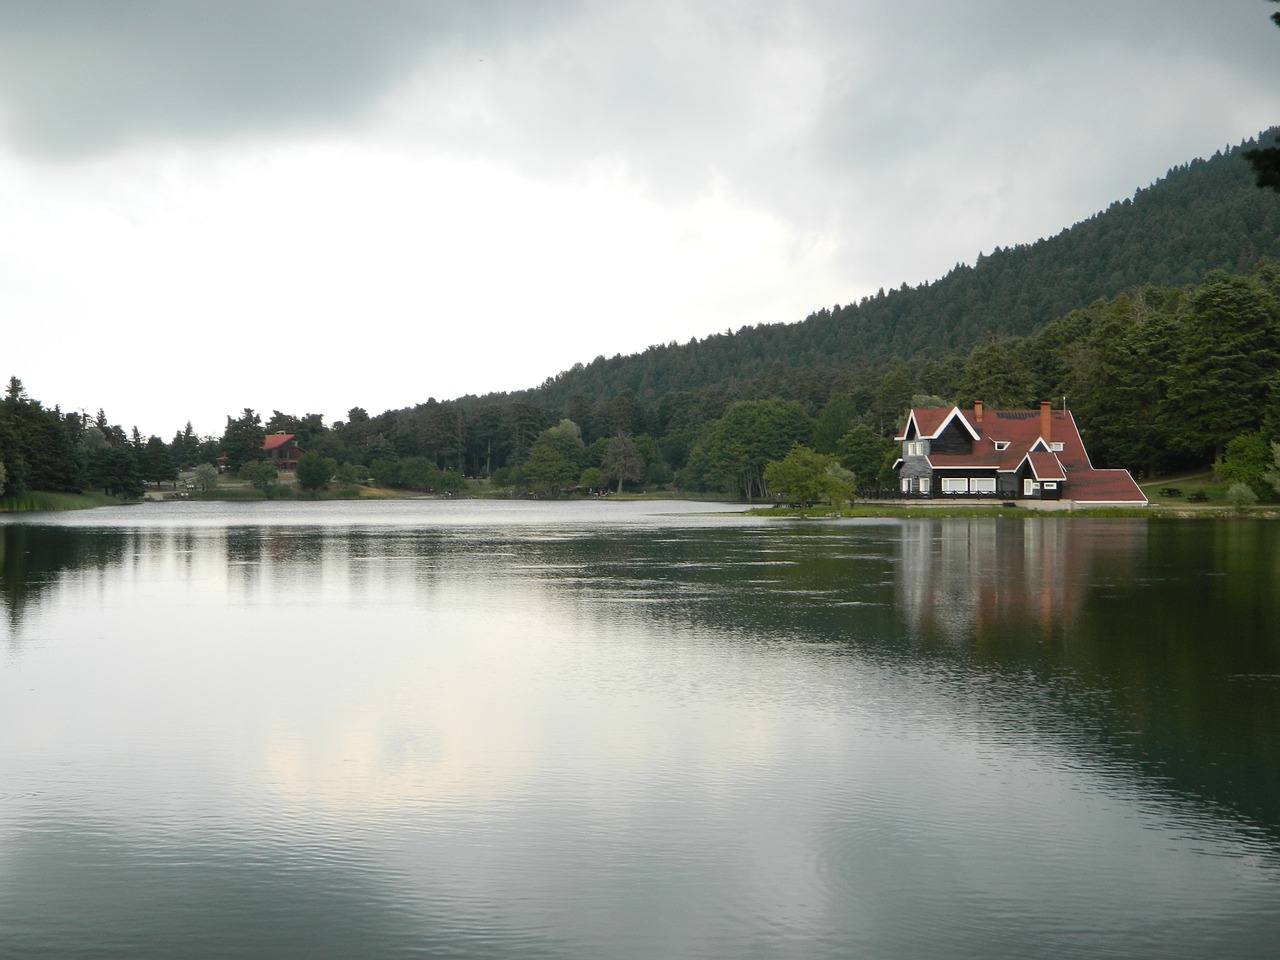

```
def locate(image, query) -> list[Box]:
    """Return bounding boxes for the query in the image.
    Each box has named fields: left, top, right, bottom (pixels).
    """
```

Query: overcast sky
left=2, top=0, right=1278, bottom=438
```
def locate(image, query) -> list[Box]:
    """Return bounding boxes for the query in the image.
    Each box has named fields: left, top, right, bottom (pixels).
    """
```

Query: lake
left=1, top=500, right=1278, bottom=959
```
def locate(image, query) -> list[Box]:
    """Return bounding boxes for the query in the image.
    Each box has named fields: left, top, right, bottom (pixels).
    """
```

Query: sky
left=1, top=1, right=1278, bottom=440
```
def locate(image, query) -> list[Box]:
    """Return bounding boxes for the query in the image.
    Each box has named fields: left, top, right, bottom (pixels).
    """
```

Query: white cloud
left=1, top=0, right=1278, bottom=435
left=2, top=139, right=846, bottom=435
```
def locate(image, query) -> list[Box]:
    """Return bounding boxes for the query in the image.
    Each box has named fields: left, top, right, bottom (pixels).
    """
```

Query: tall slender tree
left=1244, top=1, right=1280, bottom=191
left=601, top=433, right=642, bottom=493
left=221, top=409, right=266, bottom=473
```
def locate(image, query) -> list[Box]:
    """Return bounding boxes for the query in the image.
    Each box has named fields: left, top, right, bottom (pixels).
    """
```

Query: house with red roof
left=894, top=401, right=1146, bottom=505
left=262, top=432, right=303, bottom=471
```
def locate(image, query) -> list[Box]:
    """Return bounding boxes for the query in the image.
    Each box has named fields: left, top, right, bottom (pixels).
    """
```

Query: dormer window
left=993, top=441, right=1010, bottom=451
left=1050, top=442, right=1064, bottom=452
left=905, top=440, right=925, bottom=457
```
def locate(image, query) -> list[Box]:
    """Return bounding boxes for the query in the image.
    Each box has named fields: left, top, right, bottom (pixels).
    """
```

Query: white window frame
left=1050, top=442, right=1064, bottom=452
left=901, top=477, right=911, bottom=493
left=940, top=477, right=969, bottom=493
left=971, top=477, right=997, bottom=494
left=904, top=440, right=925, bottom=457
left=993, top=440, right=1010, bottom=451
left=1024, top=479, right=1039, bottom=496
left=1043, top=481, right=1058, bottom=490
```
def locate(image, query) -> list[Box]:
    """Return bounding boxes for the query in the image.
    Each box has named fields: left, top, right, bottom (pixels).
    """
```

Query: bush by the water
left=1226, top=482, right=1259, bottom=512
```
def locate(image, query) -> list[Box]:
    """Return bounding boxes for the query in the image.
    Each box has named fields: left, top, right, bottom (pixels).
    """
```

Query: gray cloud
left=382, top=0, right=1279, bottom=285
left=400, top=2, right=1280, bottom=209
left=3, top=1, right=1275, bottom=199
left=0, top=0, right=578, bottom=157
left=1, top=0, right=1276, bottom=297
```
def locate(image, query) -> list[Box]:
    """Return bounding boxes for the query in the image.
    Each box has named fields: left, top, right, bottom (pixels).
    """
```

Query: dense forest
left=512, top=129, right=1280, bottom=411
left=3, top=132, right=1280, bottom=502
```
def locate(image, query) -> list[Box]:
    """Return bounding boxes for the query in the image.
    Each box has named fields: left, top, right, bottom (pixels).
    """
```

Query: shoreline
left=748, top=497, right=1279, bottom=520
left=6, top=494, right=1277, bottom=520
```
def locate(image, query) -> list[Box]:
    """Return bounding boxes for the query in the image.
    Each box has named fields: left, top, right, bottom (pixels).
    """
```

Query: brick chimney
left=974, top=399, right=984, bottom=424
left=1040, top=401, right=1051, bottom=444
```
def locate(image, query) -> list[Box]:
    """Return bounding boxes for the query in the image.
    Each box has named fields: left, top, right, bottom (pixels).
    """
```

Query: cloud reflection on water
left=2, top=504, right=1280, bottom=959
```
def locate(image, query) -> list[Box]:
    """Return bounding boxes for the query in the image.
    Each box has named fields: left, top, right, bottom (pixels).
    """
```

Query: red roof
left=900, top=405, right=1146, bottom=503
left=1026, top=451, right=1067, bottom=481
left=262, top=433, right=296, bottom=451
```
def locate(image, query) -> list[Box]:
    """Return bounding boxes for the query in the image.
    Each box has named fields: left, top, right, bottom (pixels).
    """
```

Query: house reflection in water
left=896, top=518, right=1147, bottom=648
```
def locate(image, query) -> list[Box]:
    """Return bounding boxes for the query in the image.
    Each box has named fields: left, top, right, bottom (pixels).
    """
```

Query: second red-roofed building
left=262, top=432, right=303, bottom=471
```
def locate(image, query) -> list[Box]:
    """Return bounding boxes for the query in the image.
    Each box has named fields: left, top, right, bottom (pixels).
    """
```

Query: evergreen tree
left=1244, top=2, right=1280, bottom=191
left=956, top=336, right=1035, bottom=409
left=836, top=424, right=897, bottom=489
left=141, top=436, right=177, bottom=487
left=1164, top=273, right=1280, bottom=460
left=84, top=439, right=143, bottom=498
left=812, top=394, right=862, bottom=454
left=0, top=383, right=85, bottom=493
left=169, top=421, right=202, bottom=468
left=221, top=409, right=266, bottom=473
left=874, top=366, right=914, bottom=436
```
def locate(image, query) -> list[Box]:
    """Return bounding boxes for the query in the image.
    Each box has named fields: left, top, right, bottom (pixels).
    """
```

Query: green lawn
left=0, top=491, right=123, bottom=512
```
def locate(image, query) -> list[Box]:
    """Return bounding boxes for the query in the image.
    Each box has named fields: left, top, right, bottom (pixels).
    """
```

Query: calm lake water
left=2, top=500, right=1278, bottom=959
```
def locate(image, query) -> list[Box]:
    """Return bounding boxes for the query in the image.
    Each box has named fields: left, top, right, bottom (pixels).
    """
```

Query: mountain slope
left=482, top=130, right=1280, bottom=411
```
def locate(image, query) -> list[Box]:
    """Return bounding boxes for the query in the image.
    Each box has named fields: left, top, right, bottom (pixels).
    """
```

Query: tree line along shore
left=3, top=261, right=1280, bottom=513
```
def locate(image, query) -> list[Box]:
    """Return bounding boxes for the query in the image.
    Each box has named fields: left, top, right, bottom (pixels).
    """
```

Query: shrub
left=192, top=463, right=219, bottom=491
left=296, top=452, right=338, bottom=491
left=238, top=460, right=278, bottom=491
left=1226, top=482, right=1258, bottom=513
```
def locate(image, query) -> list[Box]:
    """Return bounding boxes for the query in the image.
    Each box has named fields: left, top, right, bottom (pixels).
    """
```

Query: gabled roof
left=1070, top=469, right=1150, bottom=503
left=896, top=405, right=980, bottom=442
left=1025, top=452, right=1067, bottom=481
left=898, top=405, right=1146, bottom=503
left=262, top=433, right=297, bottom=451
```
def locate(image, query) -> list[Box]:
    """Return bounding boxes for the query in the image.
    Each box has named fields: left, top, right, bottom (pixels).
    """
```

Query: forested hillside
left=1002, top=259, right=1280, bottom=478
left=506, top=130, right=1280, bottom=412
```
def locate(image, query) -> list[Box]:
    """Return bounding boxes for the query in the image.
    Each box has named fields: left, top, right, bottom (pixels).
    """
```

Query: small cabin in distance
left=262, top=432, right=303, bottom=471
left=894, top=401, right=1146, bottom=505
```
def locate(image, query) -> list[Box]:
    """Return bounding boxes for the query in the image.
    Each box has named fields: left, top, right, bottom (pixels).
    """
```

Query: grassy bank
left=751, top=501, right=1278, bottom=520
left=0, top=491, right=123, bottom=512
left=189, top=484, right=370, bottom=501
left=745, top=469, right=1280, bottom=520
left=750, top=504, right=1137, bottom=519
